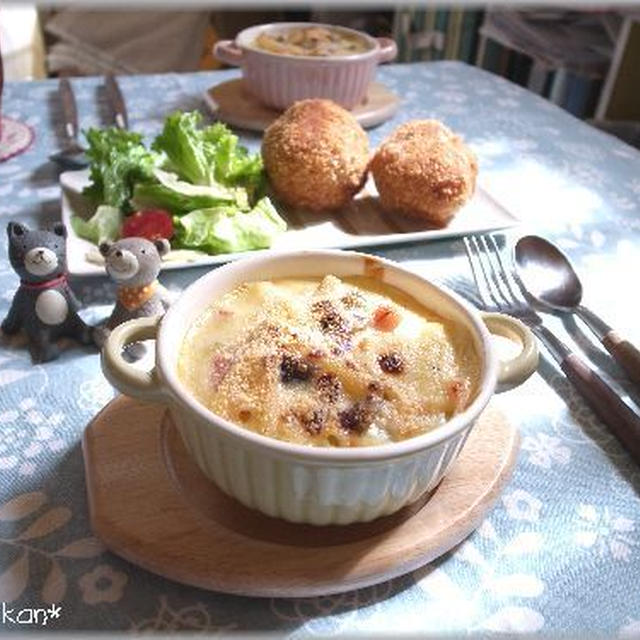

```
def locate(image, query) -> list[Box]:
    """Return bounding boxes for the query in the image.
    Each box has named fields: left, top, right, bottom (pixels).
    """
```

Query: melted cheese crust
left=178, top=276, right=481, bottom=447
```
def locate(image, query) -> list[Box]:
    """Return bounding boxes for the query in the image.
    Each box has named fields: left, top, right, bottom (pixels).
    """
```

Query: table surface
left=1, top=61, right=640, bottom=635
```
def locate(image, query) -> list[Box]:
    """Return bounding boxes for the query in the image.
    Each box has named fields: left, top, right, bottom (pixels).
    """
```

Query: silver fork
left=464, top=233, right=640, bottom=465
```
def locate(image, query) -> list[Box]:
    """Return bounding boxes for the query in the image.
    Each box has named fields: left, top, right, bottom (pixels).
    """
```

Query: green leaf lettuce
left=173, top=197, right=286, bottom=254
left=152, top=111, right=264, bottom=198
left=131, top=168, right=247, bottom=216
left=82, top=128, right=160, bottom=212
left=70, top=205, right=122, bottom=244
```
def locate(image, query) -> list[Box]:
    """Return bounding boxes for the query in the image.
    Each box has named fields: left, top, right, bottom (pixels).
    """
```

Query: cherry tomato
left=121, top=209, right=174, bottom=240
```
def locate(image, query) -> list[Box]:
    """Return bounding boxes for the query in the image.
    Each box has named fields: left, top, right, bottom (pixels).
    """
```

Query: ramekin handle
left=375, top=37, right=398, bottom=63
left=481, top=312, right=539, bottom=392
left=101, top=316, right=169, bottom=403
left=213, top=40, right=244, bottom=66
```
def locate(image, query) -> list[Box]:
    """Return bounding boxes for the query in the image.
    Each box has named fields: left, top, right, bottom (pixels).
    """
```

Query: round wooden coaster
left=203, top=78, right=400, bottom=131
left=83, top=396, right=518, bottom=597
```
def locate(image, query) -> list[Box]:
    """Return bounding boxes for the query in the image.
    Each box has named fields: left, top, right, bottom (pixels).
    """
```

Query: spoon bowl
left=515, top=234, right=640, bottom=389
left=515, top=235, right=583, bottom=311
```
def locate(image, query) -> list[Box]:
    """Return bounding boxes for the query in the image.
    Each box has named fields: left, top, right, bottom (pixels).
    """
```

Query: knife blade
left=59, top=77, right=79, bottom=142
left=104, top=74, right=128, bottom=130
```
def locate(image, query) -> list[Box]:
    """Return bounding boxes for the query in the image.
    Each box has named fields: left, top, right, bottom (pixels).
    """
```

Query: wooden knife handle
left=561, top=353, right=640, bottom=464
left=58, top=77, right=78, bottom=140
left=104, top=74, right=128, bottom=130
left=602, top=331, right=640, bottom=390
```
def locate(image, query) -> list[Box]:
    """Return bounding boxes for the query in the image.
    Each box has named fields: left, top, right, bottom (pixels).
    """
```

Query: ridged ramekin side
left=170, top=408, right=476, bottom=525
left=243, top=54, right=375, bottom=110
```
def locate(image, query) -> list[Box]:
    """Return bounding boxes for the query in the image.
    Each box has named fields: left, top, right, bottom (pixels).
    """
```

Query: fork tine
left=463, top=235, right=501, bottom=311
left=477, top=235, right=513, bottom=309
left=480, top=233, right=527, bottom=310
left=484, top=234, right=525, bottom=307
left=462, top=237, right=484, bottom=301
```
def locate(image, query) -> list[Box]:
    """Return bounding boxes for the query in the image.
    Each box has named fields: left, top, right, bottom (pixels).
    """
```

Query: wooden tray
left=203, top=78, right=400, bottom=131
left=83, top=396, right=519, bottom=598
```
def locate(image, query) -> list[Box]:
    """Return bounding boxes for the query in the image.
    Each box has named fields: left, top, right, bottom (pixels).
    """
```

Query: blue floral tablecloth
left=1, top=61, right=640, bottom=634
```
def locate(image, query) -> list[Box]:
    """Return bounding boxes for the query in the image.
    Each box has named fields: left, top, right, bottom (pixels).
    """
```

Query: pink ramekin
left=213, top=22, right=397, bottom=110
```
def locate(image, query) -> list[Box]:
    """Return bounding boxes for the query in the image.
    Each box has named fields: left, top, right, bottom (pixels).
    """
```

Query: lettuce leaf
left=173, top=197, right=286, bottom=254
left=131, top=168, right=248, bottom=216
left=152, top=111, right=264, bottom=199
left=79, top=113, right=284, bottom=256
left=70, top=205, right=122, bottom=244
left=82, top=128, right=160, bottom=212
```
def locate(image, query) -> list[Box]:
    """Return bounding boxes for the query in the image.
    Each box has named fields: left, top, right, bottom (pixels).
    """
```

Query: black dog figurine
left=2, top=221, right=97, bottom=362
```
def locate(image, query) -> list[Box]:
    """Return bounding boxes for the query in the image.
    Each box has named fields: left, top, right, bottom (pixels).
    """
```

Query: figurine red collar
left=20, top=274, right=68, bottom=291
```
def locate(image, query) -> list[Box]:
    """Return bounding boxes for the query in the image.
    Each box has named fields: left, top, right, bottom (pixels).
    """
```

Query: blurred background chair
left=1, top=5, right=637, bottom=147
left=1, top=5, right=46, bottom=80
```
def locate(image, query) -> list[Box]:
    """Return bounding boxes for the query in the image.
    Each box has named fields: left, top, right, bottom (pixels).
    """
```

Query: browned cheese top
left=178, top=275, right=481, bottom=447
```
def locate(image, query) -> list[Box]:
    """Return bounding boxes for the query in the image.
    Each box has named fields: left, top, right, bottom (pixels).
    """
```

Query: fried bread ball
left=262, top=99, right=369, bottom=211
left=370, top=120, right=478, bottom=226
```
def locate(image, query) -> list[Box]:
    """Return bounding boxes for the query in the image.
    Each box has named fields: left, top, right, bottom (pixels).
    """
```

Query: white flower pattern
left=502, top=489, right=543, bottom=523
left=78, top=565, right=128, bottom=605
left=575, top=504, right=636, bottom=562
left=619, top=618, right=640, bottom=638
left=521, top=433, right=571, bottom=469
left=410, top=518, right=546, bottom=633
left=77, top=377, right=116, bottom=412
left=0, top=401, right=65, bottom=476
left=129, top=596, right=237, bottom=632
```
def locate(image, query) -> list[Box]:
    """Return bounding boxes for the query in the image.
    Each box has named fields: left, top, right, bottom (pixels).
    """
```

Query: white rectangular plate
left=61, top=170, right=518, bottom=277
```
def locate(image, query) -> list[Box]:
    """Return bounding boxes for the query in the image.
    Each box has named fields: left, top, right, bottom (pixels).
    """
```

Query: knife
left=59, top=77, right=80, bottom=143
left=49, top=78, right=89, bottom=169
left=104, top=74, right=128, bottom=130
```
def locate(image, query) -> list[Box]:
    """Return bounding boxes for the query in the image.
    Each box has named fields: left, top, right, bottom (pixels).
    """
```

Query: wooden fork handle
left=602, top=331, right=640, bottom=390
left=561, top=353, right=640, bottom=464
left=577, top=305, right=640, bottom=391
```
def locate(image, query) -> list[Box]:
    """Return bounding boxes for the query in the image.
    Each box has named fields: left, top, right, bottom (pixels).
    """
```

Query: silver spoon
left=515, top=234, right=640, bottom=389
left=49, top=78, right=89, bottom=170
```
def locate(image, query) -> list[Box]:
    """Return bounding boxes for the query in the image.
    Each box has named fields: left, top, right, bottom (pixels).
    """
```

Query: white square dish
left=60, top=169, right=517, bottom=277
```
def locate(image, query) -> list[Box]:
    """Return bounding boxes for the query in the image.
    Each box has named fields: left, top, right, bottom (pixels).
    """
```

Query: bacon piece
left=372, top=306, right=400, bottom=332
left=447, top=379, right=470, bottom=412
left=209, top=355, right=232, bottom=390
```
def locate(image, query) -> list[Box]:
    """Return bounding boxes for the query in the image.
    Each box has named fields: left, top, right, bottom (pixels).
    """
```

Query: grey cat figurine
left=99, top=237, right=172, bottom=330
left=2, top=222, right=96, bottom=363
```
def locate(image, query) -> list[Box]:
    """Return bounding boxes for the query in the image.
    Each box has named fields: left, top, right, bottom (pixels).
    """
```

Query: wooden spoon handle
left=561, top=353, right=640, bottom=464
left=602, top=331, right=640, bottom=390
